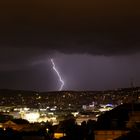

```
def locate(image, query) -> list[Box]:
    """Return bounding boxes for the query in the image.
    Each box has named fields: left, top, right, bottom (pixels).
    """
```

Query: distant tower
left=130, top=78, right=135, bottom=114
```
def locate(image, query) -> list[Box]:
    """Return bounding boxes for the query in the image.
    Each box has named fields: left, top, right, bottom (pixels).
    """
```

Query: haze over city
left=0, top=0, right=140, bottom=91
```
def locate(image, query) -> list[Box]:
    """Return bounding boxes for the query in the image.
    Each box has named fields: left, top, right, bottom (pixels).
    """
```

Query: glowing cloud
left=51, top=59, right=64, bottom=91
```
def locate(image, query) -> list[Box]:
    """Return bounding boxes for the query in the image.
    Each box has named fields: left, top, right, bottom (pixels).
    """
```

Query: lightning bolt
left=51, top=58, right=64, bottom=91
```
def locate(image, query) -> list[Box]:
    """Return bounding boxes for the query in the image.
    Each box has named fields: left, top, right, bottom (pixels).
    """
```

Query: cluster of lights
left=24, top=112, right=40, bottom=123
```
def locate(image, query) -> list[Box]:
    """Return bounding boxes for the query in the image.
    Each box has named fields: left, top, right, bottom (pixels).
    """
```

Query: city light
left=24, top=112, right=40, bottom=123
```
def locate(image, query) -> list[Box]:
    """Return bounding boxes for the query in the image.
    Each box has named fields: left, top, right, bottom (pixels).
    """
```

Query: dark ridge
left=0, top=87, right=140, bottom=96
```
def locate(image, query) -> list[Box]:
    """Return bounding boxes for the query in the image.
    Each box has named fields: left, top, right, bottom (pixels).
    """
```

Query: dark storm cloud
left=0, top=47, right=48, bottom=71
left=0, top=0, right=139, bottom=57
left=0, top=0, right=140, bottom=91
left=0, top=63, right=55, bottom=91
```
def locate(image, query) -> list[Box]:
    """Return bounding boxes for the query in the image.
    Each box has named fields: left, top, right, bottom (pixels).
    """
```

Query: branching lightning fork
left=51, top=58, right=64, bottom=91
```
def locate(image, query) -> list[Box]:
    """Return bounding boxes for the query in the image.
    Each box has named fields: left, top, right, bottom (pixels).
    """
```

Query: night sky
left=0, top=0, right=140, bottom=91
